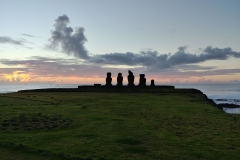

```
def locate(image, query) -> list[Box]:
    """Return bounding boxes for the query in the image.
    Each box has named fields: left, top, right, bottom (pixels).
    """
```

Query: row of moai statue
left=106, top=70, right=155, bottom=86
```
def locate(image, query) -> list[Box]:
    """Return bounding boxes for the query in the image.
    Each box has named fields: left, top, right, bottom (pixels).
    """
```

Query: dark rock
left=203, top=96, right=223, bottom=110
left=234, top=99, right=240, bottom=102
left=216, top=99, right=227, bottom=101
left=218, top=103, right=240, bottom=108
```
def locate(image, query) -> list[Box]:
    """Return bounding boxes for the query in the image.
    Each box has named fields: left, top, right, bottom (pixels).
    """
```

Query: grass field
left=0, top=90, right=240, bottom=159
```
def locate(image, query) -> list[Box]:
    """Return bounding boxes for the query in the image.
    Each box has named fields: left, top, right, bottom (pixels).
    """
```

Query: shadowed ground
left=0, top=90, right=240, bottom=159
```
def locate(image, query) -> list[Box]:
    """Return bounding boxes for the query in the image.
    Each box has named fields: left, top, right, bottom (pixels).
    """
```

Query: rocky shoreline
left=217, top=103, right=240, bottom=109
left=204, top=95, right=240, bottom=111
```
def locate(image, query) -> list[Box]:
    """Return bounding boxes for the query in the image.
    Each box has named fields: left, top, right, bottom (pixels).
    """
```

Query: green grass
left=0, top=91, right=240, bottom=159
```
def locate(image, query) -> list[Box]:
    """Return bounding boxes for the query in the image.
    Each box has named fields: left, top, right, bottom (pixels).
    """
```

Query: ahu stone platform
left=77, top=85, right=175, bottom=92
left=18, top=85, right=176, bottom=93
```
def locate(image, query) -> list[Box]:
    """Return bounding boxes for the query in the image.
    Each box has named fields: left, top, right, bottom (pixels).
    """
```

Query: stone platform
left=17, top=85, right=207, bottom=96
left=77, top=85, right=175, bottom=92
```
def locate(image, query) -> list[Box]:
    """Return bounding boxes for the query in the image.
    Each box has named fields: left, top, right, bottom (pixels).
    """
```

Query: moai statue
left=151, top=79, right=155, bottom=87
left=117, top=73, right=123, bottom=86
left=105, top=72, right=112, bottom=86
left=127, top=70, right=135, bottom=86
left=138, top=74, right=146, bottom=86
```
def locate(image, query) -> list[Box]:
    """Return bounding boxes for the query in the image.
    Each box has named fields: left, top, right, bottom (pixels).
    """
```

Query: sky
left=0, top=0, right=240, bottom=85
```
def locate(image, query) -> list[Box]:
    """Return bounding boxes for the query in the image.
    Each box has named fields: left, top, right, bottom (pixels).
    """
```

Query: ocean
left=174, top=84, right=240, bottom=114
left=0, top=84, right=240, bottom=114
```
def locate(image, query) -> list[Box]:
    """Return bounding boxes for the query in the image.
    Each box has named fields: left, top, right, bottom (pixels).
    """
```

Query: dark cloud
left=46, top=14, right=89, bottom=59
left=0, top=36, right=33, bottom=49
left=168, top=46, right=240, bottom=65
left=89, top=46, right=240, bottom=71
left=0, top=36, right=25, bottom=46
left=45, top=15, right=240, bottom=71
left=90, top=51, right=167, bottom=68
left=1, top=56, right=239, bottom=81
left=0, top=57, right=124, bottom=79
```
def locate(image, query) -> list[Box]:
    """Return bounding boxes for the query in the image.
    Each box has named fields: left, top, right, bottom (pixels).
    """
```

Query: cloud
left=90, top=46, right=240, bottom=71
left=0, top=57, right=123, bottom=79
left=46, top=14, right=89, bottom=59
left=0, top=36, right=33, bottom=49
left=1, top=56, right=239, bottom=80
left=21, top=34, right=36, bottom=37
left=168, top=46, right=240, bottom=65
left=45, top=15, right=240, bottom=71
left=0, top=36, right=25, bottom=46
left=173, top=64, right=217, bottom=71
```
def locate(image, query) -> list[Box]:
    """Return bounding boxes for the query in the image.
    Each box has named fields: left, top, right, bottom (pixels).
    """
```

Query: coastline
left=16, top=85, right=238, bottom=111
left=1, top=84, right=240, bottom=113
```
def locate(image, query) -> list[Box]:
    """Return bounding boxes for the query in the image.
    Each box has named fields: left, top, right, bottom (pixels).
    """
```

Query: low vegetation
left=0, top=90, right=240, bottom=159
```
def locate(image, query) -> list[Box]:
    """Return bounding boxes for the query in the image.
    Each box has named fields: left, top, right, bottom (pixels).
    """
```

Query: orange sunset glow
left=1, top=70, right=239, bottom=85
left=4, top=71, right=31, bottom=82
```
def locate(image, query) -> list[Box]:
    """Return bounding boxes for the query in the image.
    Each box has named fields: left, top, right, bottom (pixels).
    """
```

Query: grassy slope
left=0, top=91, right=240, bottom=160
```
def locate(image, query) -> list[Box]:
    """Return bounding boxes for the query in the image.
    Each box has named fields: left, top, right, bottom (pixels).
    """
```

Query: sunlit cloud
left=0, top=56, right=240, bottom=84
left=4, top=71, right=30, bottom=82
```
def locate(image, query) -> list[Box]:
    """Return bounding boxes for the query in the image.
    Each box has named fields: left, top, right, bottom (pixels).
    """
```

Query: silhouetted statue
left=127, top=70, right=135, bottom=86
left=105, top=72, right=112, bottom=86
left=117, top=73, right=123, bottom=86
left=138, top=74, right=146, bottom=86
left=151, top=79, right=155, bottom=87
